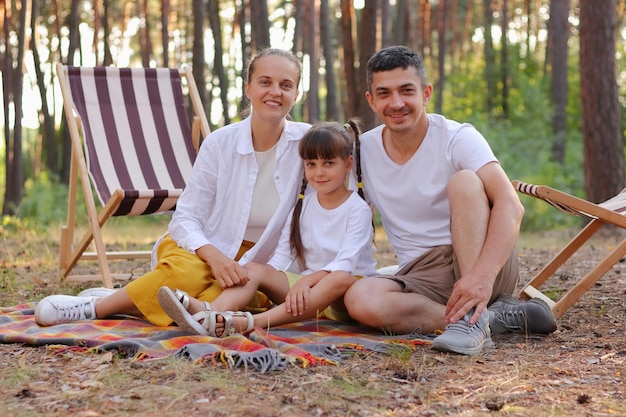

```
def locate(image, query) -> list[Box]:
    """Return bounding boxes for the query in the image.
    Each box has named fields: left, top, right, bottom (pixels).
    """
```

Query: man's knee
left=448, top=170, right=485, bottom=198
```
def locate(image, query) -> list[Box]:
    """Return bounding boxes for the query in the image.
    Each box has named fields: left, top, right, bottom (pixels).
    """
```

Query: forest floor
left=0, top=222, right=625, bottom=417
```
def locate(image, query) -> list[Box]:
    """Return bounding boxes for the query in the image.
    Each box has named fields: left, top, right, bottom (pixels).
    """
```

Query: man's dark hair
left=366, top=45, right=428, bottom=92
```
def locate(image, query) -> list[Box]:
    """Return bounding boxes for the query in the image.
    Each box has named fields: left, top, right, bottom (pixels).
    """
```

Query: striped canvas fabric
left=515, top=181, right=626, bottom=219
left=66, top=66, right=197, bottom=216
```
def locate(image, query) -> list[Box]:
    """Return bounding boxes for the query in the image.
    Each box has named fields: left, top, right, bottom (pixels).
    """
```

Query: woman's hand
left=196, top=244, right=250, bottom=288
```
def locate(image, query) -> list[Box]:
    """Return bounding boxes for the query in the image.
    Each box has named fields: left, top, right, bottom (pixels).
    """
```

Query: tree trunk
left=320, top=0, right=338, bottom=120
left=579, top=0, right=624, bottom=203
left=549, top=0, right=570, bottom=164
left=304, top=0, right=319, bottom=122
left=30, top=0, right=58, bottom=174
left=500, top=0, right=509, bottom=118
left=2, top=0, right=27, bottom=215
left=483, top=0, right=496, bottom=113
left=102, top=0, right=112, bottom=65
left=141, top=0, right=153, bottom=66
left=237, top=0, right=251, bottom=115
left=358, top=0, right=378, bottom=129
left=393, top=0, right=409, bottom=46
left=250, top=0, right=270, bottom=51
left=207, top=0, right=229, bottom=127
left=161, top=0, right=170, bottom=67
left=340, top=0, right=357, bottom=120
left=380, top=0, right=391, bottom=47
left=435, top=0, right=446, bottom=115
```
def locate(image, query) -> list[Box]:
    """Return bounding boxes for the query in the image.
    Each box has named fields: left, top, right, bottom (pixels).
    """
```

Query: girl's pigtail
left=289, top=176, right=308, bottom=270
left=345, top=119, right=376, bottom=240
left=344, top=119, right=365, bottom=201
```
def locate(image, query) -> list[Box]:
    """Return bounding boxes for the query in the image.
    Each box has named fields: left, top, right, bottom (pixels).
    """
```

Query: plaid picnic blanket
left=0, top=303, right=432, bottom=373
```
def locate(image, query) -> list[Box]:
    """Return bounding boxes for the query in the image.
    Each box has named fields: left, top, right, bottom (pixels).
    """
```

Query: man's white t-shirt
left=355, top=113, right=498, bottom=268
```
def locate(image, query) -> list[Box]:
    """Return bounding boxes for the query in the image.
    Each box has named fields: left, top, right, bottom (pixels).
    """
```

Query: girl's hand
left=285, top=280, right=311, bottom=316
left=196, top=244, right=249, bottom=288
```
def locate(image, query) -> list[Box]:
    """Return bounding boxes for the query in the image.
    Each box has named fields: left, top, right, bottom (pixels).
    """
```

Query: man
left=344, top=45, right=556, bottom=355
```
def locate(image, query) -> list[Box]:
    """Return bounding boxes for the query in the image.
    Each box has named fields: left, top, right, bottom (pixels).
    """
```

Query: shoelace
left=58, top=302, right=91, bottom=321
left=445, top=319, right=484, bottom=335
left=495, top=310, right=526, bottom=331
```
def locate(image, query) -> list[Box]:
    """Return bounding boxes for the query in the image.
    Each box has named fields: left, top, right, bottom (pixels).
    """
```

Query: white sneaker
left=35, top=295, right=97, bottom=326
left=77, top=287, right=117, bottom=299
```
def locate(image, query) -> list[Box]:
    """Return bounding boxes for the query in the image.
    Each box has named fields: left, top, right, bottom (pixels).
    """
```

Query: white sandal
left=206, top=310, right=255, bottom=338
left=158, top=287, right=212, bottom=336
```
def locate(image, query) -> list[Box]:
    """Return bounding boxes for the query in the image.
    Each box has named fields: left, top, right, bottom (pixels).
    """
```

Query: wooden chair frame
left=513, top=180, right=626, bottom=318
left=57, top=63, right=209, bottom=288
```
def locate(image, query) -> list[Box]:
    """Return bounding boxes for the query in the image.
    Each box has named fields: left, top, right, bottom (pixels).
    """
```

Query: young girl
left=35, top=48, right=311, bottom=327
left=158, top=121, right=378, bottom=337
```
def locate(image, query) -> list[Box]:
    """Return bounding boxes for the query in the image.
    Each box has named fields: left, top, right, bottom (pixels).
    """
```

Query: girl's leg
left=180, top=262, right=290, bottom=316
left=216, top=271, right=356, bottom=335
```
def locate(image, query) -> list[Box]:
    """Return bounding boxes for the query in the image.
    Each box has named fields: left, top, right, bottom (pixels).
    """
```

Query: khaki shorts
left=379, top=245, right=519, bottom=306
left=285, top=271, right=356, bottom=322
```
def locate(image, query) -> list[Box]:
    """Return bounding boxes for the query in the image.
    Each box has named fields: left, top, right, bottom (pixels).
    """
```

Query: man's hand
left=445, top=273, right=492, bottom=325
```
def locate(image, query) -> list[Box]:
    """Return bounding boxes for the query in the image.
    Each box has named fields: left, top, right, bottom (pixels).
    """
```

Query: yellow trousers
left=125, top=235, right=269, bottom=326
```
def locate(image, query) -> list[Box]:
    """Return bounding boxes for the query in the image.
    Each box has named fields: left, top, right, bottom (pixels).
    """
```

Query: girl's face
left=245, top=55, right=300, bottom=123
left=303, top=155, right=353, bottom=197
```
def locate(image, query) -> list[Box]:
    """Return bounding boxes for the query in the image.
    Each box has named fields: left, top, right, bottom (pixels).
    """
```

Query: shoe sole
left=157, top=287, right=209, bottom=336
left=431, top=337, right=495, bottom=356
left=77, top=288, right=117, bottom=298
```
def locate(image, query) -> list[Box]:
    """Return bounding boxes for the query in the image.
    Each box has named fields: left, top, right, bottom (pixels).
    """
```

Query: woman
left=35, top=48, right=311, bottom=327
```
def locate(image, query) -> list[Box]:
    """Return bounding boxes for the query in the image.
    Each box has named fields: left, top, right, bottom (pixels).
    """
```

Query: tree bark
left=483, top=0, right=496, bottom=113
left=579, top=0, right=624, bottom=203
left=304, top=0, right=319, bottom=122
left=548, top=0, right=570, bottom=164
left=500, top=0, right=509, bottom=118
left=358, top=0, right=378, bottom=129
left=207, top=0, right=229, bottom=127
left=250, top=0, right=270, bottom=51
left=320, top=0, right=338, bottom=120
left=435, top=0, right=446, bottom=115
left=161, top=0, right=170, bottom=67
left=340, top=0, right=357, bottom=119
left=30, top=0, right=58, bottom=174
left=2, top=0, right=27, bottom=215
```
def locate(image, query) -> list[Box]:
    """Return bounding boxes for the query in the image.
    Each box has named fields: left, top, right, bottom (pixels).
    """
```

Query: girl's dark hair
left=289, top=120, right=366, bottom=269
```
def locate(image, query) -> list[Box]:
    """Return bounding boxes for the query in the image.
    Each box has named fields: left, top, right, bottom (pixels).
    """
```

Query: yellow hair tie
left=299, top=194, right=305, bottom=200
left=357, top=182, right=363, bottom=189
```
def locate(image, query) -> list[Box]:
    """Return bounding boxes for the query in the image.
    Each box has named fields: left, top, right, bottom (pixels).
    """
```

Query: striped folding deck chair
left=513, top=180, right=626, bottom=318
left=56, top=63, right=210, bottom=288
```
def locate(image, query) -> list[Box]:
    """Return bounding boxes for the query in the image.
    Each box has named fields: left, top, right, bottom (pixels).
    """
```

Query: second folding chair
left=513, top=180, right=626, bottom=318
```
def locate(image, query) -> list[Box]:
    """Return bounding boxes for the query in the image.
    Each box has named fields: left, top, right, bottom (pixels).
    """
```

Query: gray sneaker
left=35, top=295, right=97, bottom=326
left=488, top=294, right=557, bottom=334
left=431, top=309, right=494, bottom=355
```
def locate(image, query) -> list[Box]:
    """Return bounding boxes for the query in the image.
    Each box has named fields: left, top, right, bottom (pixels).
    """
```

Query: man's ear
left=423, top=84, right=433, bottom=106
left=365, top=91, right=376, bottom=111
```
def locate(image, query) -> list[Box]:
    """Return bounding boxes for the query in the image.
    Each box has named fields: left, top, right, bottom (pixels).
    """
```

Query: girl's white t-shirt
left=268, top=191, right=378, bottom=277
